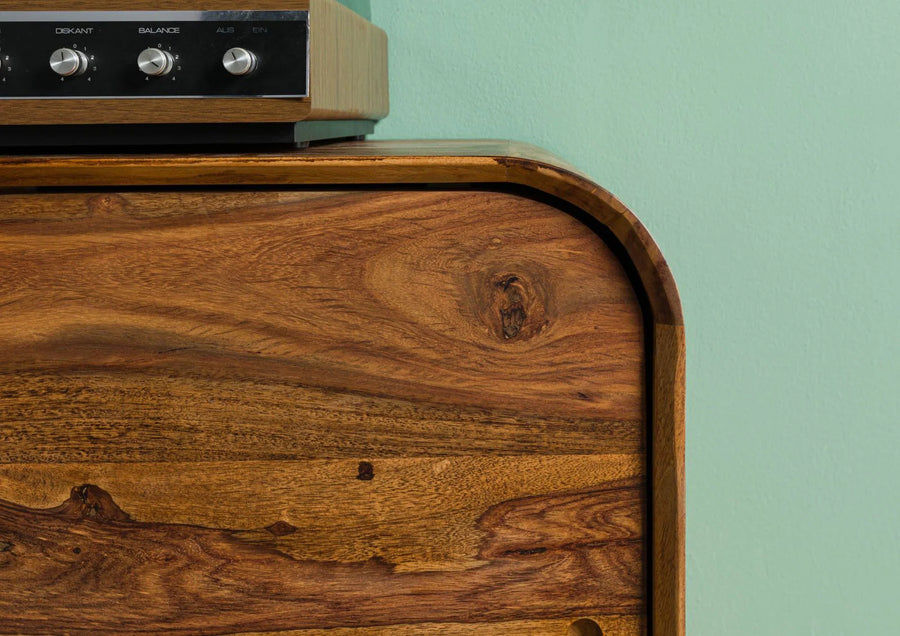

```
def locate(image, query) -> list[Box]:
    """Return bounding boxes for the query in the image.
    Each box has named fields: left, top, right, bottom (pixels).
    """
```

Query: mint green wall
left=336, top=0, right=371, bottom=20
left=371, top=2, right=900, bottom=634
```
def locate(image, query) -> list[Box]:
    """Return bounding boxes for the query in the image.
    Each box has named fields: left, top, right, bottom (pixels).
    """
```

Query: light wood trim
left=0, top=140, right=684, bottom=636
left=0, top=99, right=313, bottom=125
left=309, top=0, right=389, bottom=120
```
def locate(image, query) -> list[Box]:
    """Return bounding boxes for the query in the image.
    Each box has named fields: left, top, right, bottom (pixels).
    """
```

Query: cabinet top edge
left=0, top=139, right=682, bottom=326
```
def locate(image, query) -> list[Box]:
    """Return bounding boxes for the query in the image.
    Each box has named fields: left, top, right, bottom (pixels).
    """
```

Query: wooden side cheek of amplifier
left=0, top=0, right=388, bottom=125
left=0, top=141, right=684, bottom=636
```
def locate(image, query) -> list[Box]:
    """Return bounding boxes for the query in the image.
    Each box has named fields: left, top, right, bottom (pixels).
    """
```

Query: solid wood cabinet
left=0, top=141, right=683, bottom=635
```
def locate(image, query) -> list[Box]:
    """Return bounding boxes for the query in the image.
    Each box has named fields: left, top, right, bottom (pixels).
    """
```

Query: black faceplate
left=0, top=11, right=308, bottom=98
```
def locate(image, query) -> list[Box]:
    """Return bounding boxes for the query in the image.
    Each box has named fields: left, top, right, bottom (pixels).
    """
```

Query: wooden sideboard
left=0, top=141, right=684, bottom=636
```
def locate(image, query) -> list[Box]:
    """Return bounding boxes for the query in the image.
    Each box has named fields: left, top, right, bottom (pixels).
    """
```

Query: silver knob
left=222, top=47, right=258, bottom=76
left=50, top=48, right=89, bottom=77
left=138, top=48, right=175, bottom=77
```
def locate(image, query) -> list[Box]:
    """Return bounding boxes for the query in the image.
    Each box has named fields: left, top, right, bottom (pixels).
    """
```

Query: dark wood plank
left=0, top=477, right=643, bottom=634
left=0, top=373, right=642, bottom=462
left=0, top=456, right=643, bottom=568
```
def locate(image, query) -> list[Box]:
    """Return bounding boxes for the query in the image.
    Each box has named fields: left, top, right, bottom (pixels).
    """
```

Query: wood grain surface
left=0, top=142, right=683, bottom=635
left=0, top=189, right=644, bottom=461
left=233, top=616, right=645, bottom=635
left=1, top=184, right=648, bottom=634
left=0, top=455, right=644, bottom=565
left=0, top=141, right=681, bottom=326
left=0, top=0, right=388, bottom=125
left=0, top=478, right=643, bottom=633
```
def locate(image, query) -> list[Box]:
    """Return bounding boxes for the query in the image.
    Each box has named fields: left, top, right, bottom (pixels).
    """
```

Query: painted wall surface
left=336, top=0, right=371, bottom=20
left=370, top=1, right=900, bottom=634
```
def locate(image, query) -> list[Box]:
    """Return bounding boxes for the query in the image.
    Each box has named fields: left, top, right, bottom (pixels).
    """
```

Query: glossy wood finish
left=0, top=0, right=388, bottom=125
left=0, top=189, right=644, bottom=462
left=0, top=141, right=681, bottom=326
left=0, top=477, right=644, bottom=633
left=0, top=141, right=683, bottom=635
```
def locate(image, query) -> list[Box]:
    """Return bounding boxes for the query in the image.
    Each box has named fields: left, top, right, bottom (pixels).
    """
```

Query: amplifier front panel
left=0, top=11, right=308, bottom=98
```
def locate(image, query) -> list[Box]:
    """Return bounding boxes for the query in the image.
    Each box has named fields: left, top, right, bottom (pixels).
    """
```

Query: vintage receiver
left=0, top=1, right=388, bottom=146
left=0, top=142, right=684, bottom=635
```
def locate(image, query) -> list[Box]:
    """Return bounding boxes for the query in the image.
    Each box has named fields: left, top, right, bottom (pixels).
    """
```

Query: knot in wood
left=60, top=484, right=132, bottom=523
left=356, top=461, right=375, bottom=481
left=266, top=521, right=298, bottom=537
left=478, top=271, right=548, bottom=342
